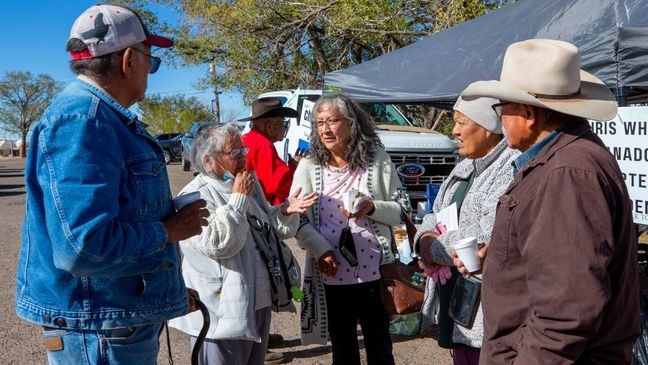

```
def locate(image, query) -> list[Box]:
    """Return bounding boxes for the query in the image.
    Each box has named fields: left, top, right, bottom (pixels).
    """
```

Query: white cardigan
left=290, top=147, right=402, bottom=345
left=169, top=173, right=298, bottom=342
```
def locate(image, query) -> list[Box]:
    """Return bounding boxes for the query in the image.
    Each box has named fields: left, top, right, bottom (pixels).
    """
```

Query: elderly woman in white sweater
left=169, top=124, right=317, bottom=365
left=414, top=95, right=519, bottom=365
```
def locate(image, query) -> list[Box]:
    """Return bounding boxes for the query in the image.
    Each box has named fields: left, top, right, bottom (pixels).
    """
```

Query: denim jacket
left=15, top=79, right=188, bottom=330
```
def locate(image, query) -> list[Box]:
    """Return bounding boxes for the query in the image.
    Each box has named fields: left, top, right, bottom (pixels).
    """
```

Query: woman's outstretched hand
left=282, top=188, right=318, bottom=215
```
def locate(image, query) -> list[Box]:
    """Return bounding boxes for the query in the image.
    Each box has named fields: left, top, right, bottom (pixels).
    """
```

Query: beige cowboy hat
left=462, top=39, right=618, bottom=121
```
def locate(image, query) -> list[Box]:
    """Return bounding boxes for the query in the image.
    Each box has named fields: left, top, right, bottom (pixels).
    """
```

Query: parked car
left=243, top=89, right=458, bottom=210
left=181, top=121, right=216, bottom=171
left=155, top=133, right=183, bottom=164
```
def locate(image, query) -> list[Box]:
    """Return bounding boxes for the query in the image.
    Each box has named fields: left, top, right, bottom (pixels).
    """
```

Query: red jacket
left=242, top=128, right=296, bottom=205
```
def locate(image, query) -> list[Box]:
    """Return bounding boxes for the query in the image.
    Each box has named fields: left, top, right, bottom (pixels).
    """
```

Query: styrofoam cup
left=173, top=191, right=201, bottom=210
left=453, top=236, right=480, bottom=272
left=417, top=201, right=429, bottom=219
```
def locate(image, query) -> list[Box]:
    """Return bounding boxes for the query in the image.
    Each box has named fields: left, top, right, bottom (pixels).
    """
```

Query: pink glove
left=423, top=265, right=452, bottom=285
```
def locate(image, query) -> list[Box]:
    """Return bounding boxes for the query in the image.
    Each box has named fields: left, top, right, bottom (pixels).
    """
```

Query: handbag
left=338, top=224, right=358, bottom=267
left=380, top=207, right=425, bottom=315
left=247, top=214, right=302, bottom=312
left=437, top=175, right=481, bottom=349
left=448, top=276, right=481, bottom=328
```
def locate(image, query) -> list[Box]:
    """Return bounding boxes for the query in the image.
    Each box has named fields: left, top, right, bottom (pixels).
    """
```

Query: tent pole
left=615, top=87, right=628, bottom=107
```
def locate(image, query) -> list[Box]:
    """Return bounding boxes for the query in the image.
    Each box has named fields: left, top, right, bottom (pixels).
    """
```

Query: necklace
left=327, top=163, right=349, bottom=173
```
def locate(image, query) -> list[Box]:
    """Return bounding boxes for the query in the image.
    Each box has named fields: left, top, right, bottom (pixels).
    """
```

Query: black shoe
left=267, top=333, right=284, bottom=349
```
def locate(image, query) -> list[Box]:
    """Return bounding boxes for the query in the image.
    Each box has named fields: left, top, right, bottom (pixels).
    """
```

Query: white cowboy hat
left=462, top=39, right=617, bottom=121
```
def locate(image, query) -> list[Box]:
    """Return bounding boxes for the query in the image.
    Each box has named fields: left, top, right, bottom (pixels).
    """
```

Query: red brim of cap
left=144, top=34, right=174, bottom=48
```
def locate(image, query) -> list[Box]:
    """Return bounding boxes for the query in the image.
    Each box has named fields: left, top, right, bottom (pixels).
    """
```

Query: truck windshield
left=363, top=103, right=411, bottom=126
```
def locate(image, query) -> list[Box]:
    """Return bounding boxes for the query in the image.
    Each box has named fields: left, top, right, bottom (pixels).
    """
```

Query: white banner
left=590, top=106, right=648, bottom=225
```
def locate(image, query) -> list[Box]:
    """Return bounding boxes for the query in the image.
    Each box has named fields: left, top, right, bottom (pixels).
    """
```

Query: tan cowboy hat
left=238, top=97, right=299, bottom=122
left=462, top=39, right=618, bottom=121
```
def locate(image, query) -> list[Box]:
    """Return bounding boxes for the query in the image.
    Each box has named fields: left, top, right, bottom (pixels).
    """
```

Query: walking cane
left=191, top=298, right=210, bottom=365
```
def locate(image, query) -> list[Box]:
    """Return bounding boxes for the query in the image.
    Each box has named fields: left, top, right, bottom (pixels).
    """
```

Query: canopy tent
left=324, top=0, right=648, bottom=106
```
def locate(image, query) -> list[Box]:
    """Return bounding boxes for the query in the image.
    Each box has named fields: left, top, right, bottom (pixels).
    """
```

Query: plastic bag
left=389, top=312, right=421, bottom=336
left=632, top=293, right=648, bottom=364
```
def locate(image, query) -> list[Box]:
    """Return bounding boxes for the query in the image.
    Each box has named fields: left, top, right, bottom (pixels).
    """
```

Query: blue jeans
left=43, top=323, right=163, bottom=365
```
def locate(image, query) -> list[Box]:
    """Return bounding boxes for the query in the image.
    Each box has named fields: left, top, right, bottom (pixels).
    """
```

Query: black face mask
left=338, top=226, right=358, bottom=267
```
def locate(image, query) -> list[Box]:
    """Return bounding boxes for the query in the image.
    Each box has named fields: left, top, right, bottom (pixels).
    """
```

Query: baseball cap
left=69, top=4, right=173, bottom=60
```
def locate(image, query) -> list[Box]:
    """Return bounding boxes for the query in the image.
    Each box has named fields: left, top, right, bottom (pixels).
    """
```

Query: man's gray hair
left=190, top=123, right=241, bottom=176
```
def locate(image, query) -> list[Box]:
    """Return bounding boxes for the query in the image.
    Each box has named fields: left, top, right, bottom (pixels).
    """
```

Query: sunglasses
left=130, top=47, right=162, bottom=74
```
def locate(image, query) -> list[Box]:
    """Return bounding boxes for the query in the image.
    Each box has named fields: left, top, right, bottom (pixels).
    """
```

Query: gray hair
left=309, top=93, right=382, bottom=170
left=190, top=123, right=242, bottom=176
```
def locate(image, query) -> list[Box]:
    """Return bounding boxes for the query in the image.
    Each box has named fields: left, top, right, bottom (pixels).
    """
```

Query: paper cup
left=173, top=191, right=201, bottom=210
left=453, top=236, right=480, bottom=273
left=417, top=201, right=429, bottom=220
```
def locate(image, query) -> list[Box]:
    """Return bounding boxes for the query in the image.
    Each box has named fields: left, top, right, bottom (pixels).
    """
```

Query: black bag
left=632, top=293, right=648, bottom=364
left=247, top=214, right=301, bottom=312
left=449, top=276, right=481, bottom=328
left=437, top=175, right=480, bottom=349
left=338, top=225, right=358, bottom=266
left=436, top=267, right=459, bottom=348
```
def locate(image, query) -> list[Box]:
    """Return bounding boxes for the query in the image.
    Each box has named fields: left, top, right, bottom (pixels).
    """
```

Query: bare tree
left=0, top=71, right=61, bottom=157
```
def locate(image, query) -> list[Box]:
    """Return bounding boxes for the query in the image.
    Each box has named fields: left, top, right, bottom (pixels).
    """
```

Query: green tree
left=139, top=94, right=214, bottom=134
left=125, top=0, right=500, bottom=101
left=0, top=71, right=61, bottom=157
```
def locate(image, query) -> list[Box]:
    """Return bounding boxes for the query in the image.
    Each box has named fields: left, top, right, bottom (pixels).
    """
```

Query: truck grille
left=387, top=152, right=458, bottom=199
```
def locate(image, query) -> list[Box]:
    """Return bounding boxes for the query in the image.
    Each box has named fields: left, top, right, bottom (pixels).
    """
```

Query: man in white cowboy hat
left=240, top=97, right=301, bottom=206
left=459, top=39, right=640, bottom=364
left=15, top=4, right=208, bottom=364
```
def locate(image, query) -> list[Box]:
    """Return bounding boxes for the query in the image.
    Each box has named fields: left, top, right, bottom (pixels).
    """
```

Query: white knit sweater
left=414, top=138, right=519, bottom=348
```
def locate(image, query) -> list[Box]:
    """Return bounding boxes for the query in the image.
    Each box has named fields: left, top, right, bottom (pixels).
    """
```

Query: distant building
left=0, top=139, right=17, bottom=157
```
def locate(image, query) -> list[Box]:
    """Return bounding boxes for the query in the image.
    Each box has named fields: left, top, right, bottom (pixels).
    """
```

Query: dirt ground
left=0, top=158, right=452, bottom=365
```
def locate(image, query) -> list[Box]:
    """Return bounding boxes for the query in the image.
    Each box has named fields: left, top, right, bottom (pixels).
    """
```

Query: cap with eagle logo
left=68, top=4, right=173, bottom=60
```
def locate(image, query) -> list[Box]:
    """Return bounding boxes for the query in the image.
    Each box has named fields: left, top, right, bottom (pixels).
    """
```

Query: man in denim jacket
left=15, top=5, right=209, bottom=364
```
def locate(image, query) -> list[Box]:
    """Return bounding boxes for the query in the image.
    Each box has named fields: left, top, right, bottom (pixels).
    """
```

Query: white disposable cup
left=453, top=236, right=480, bottom=273
left=417, top=201, right=429, bottom=219
left=173, top=191, right=201, bottom=210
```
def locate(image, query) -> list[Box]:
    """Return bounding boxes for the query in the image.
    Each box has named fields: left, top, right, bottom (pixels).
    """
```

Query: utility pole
left=209, top=61, right=221, bottom=123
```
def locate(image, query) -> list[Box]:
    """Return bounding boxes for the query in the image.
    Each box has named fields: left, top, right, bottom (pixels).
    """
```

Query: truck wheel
left=163, top=150, right=172, bottom=165
left=182, top=157, right=191, bottom=171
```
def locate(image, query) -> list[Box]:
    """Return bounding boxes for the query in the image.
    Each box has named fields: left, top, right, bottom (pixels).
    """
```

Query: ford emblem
left=396, top=163, right=425, bottom=178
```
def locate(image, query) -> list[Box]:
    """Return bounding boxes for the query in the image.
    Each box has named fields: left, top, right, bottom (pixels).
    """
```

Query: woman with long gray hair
left=169, top=124, right=317, bottom=365
left=290, top=94, right=401, bottom=365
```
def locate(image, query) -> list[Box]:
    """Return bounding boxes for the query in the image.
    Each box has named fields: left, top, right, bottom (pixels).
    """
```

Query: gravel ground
left=0, top=157, right=452, bottom=364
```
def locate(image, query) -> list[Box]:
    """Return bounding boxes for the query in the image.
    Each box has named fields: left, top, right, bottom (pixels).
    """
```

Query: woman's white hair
left=190, top=123, right=241, bottom=176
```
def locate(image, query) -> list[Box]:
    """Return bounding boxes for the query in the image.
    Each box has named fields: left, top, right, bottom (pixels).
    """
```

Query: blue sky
left=0, top=1, right=247, bottom=138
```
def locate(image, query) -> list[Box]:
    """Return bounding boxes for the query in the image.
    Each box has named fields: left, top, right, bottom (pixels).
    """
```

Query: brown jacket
left=481, top=119, right=640, bottom=364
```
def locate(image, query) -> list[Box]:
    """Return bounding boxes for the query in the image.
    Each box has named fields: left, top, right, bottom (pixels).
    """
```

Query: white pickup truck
left=248, top=89, right=458, bottom=207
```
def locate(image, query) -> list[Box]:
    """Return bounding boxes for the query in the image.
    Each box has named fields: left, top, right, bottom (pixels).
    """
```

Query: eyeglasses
left=222, top=146, right=249, bottom=157
left=315, top=117, right=347, bottom=130
left=130, top=47, right=162, bottom=74
left=491, top=102, right=512, bottom=119
left=266, top=118, right=290, bottom=129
